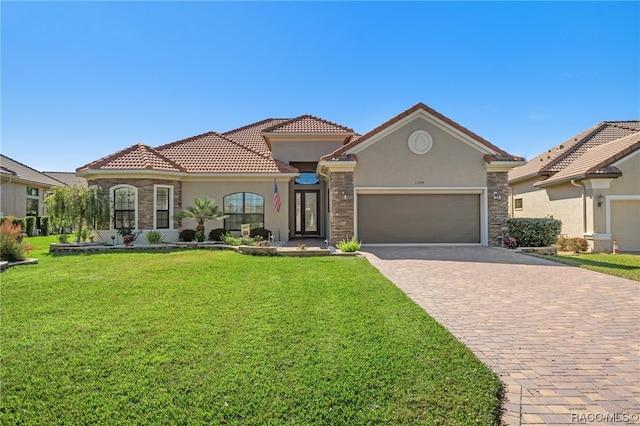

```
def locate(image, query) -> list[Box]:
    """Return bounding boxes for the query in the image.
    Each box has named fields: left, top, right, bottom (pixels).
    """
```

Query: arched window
left=112, top=186, right=137, bottom=229
left=223, top=192, right=264, bottom=230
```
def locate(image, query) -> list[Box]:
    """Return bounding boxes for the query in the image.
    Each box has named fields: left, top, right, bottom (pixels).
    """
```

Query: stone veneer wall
left=486, top=171, right=508, bottom=247
left=89, top=178, right=182, bottom=230
left=328, top=171, right=355, bottom=246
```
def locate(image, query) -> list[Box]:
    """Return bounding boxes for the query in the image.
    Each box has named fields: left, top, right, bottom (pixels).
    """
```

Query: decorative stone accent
left=328, top=170, right=355, bottom=246
left=89, top=178, right=182, bottom=230
left=487, top=171, right=508, bottom=247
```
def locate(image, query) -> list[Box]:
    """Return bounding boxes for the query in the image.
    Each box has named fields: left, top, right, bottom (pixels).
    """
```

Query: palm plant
left=174, top=197, right=228, bottom=235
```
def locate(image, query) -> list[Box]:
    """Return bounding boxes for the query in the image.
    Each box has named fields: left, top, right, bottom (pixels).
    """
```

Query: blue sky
left=2, top=1, right=639, bottom=172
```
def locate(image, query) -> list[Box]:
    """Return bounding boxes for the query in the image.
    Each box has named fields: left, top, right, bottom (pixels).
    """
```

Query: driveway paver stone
left=361, top=247, right=639, bottom=425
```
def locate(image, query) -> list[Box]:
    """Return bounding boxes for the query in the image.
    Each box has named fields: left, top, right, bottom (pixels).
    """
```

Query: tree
left=174, top=197, right=228, bottom=236
left=44, top=185, right=110, bottom=243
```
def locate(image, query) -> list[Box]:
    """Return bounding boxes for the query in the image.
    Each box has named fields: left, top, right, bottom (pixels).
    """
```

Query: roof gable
left=262, top=115, right=354, bottom=134
left=77, top=143, right=187, bottom=173
left=534, top=130, right=640, bottom=186
left=322, top=102, right=521, bottom=162
left=0, top=154, right=65, bottom=187
left=509, top=121, right=640, bottom=184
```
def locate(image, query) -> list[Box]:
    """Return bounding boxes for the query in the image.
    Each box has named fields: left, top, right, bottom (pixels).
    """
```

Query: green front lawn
left=554, top=252, right=640, bottom=282
left=1, top=237, right=502, bottom=425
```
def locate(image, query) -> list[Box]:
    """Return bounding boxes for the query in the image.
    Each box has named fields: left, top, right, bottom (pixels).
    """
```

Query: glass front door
left=295, top=190, right=319, bottom=235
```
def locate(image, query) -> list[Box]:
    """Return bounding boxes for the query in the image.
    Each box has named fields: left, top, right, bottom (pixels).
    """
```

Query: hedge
left=25, top=216, right=36, bottom=237
left=506, top=218, right=562, bottom=247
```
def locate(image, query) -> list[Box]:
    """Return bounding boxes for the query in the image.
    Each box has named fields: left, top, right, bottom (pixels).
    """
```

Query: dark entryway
left=295, top=189, right=320, bottom=236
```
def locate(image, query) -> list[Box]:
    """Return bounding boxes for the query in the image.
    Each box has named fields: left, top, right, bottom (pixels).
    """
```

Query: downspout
left=570, top=179, right=587, bottom=234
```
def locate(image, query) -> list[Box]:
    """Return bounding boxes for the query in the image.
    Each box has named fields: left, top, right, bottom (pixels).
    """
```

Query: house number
left=415, top=181, right=425, bottom=185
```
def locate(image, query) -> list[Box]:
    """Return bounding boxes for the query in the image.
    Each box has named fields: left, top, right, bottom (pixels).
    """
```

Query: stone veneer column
left=328, top=170, right=355, bottom=246
left=89, top=178, right=182, bottom=230
left=486, top=171, right=508, bottom=247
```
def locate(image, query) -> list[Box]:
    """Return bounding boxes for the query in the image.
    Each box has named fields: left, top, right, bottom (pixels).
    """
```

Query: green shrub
left=249, top=227, right=272, bottom=240
left=208, top=228, right=227, bottom=242
left=556, top=236, right=589, bottom=253
left=58, top=234, right=70, bottom=243
left=145, top=230, right=165, bottom=244
left=0, top=217, right=32, bottom=261
left=179, top=229, right=197, bottom=242
left=195, top=231, right=205, bottom=242
left=25, top=216, right=36, bottom=237
left=336, top=236, right=362, bottom=252
left=40, top=216, right=50, bottom=236
left=222, top=234, right=255, bottom=246
left=506, top=218, right=562, bottom=247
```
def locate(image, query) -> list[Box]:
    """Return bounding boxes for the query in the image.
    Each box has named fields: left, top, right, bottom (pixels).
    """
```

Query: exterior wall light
left=597, top=194, right=604, bottom=207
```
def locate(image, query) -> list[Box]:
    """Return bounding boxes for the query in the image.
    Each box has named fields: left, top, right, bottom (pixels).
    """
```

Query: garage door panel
left=611, top=200, right=640, bottom=252
left=357, top=194, right=480, bottom=244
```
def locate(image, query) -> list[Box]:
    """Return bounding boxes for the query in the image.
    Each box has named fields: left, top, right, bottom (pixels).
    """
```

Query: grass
left=549, top=252, right=640, bottom=282
left=1, top=236, right=503, bottom=425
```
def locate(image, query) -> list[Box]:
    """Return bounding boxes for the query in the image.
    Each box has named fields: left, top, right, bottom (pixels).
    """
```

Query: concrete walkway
left=361, top=247, right=640, bottom=425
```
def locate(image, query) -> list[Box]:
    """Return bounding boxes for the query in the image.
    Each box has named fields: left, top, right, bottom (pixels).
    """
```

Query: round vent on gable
left=408, top=130, right=433, bottom=155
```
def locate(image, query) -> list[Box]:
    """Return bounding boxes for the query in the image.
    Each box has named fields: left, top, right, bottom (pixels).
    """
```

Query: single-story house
left=0, top=154, right=66, bottom=218
left=76, top=103, right=525, bottom=246
left=508, top=121, right=640, bottom=252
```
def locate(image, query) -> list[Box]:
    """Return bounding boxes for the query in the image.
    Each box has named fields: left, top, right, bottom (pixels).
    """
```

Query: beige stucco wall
left=271, top=139, right=345, bottom=164
left=510, top=178, right=583, bottom=237
left=353, top=116, right=488, bottom=187
left=181, top=178, right=291, bottom=242
left=0, top=181, right=47, bottom=217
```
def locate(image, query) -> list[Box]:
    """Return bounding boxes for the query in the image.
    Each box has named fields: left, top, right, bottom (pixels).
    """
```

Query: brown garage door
left=357, top=193, right=481, bottom=244
left=611, top=200, right=640, bottom=252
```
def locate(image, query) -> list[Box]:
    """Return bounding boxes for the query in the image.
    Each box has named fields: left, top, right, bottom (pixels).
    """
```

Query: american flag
left=273, top=179, right=281, bottom=212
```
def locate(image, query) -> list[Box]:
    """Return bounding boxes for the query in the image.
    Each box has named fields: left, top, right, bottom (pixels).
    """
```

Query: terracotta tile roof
left=77, top=143, right=187, bottom=173
left=0, top=154, right=65, bottom=187
left=535, top=130, right=640, bottom=186
left=223, top=118, right=289, bottom=155
left=155, top=132, right=295, bottom=174
left=262, top=115, right=355, bottom=134
left=509, top=121, right=640, bottom=183
left=322, top=102, right=522, bottom=162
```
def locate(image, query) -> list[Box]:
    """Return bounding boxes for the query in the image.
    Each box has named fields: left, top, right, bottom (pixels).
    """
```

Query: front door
left=295, top=190, right=319, bottom=236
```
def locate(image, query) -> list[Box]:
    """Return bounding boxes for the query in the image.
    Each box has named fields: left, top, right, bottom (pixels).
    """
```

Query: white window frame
left=153, top=185, right=174, bottom=230
left=26, top=186, right=40, bottom=216
left=110, top=184, right=138, bottom=230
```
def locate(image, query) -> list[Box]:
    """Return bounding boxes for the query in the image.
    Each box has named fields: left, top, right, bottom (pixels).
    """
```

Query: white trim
left=584, top=233, right=612, bottom=241
left=353, top=186, right=488, bottom=246
left=605, top=195, right=640, bottom=234
left=318, top=160, right=357, bottom=173
left=583, top=178, right=614, bottom=190
left=486, top=160, right=526, bottom=172
left=346, top=109, right=499, bottom=157
left=153, top=184, right=174, bottom=230
left=110, top=184, right=139, bottom=230
left=77, top=169, right=298, bottom=181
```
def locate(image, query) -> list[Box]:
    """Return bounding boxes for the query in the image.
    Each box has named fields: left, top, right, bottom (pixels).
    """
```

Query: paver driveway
left=361, top=247, right=639, bottom=425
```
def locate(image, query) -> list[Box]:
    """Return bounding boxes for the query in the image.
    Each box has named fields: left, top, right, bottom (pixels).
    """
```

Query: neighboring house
left=0, top=154, right=65, bottom=218
left=76, top=103, right=524, bottom=246
left=43, top=171, right=88, bottom=187
left=508, top=121, right=640, bottom=253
